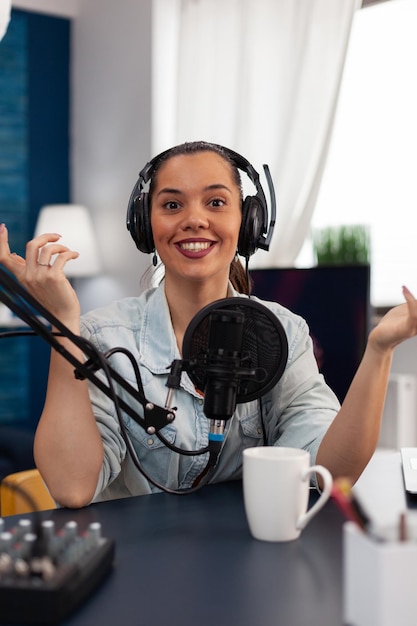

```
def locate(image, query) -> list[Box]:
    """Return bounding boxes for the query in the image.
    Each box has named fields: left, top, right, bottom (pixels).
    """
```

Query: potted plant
left=312, top=224, right=370, bottom=266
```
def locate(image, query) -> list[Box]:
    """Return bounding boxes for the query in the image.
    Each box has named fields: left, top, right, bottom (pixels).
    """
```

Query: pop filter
left=182, top=297, right=288, bottom=404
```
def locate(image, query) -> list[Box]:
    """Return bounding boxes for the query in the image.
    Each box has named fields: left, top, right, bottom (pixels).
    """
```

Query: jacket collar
left=139, top=281, right=244, bottom=375
left=139, top=282, right=178, bottom=374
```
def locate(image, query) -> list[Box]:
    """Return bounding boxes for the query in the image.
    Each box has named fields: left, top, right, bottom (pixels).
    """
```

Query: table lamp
left=34, top=204, right=101, bottom=278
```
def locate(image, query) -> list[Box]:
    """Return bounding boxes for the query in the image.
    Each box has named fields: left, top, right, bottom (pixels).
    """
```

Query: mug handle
left=296, top=465, right=333, bottom=531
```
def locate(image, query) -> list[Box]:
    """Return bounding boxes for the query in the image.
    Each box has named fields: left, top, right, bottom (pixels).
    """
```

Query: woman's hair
left=148, top=141, right=251, bottom=294
left=149, top=141, right=243, bottom=196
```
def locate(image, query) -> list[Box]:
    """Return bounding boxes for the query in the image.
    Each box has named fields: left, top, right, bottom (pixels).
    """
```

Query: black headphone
left=126, top=143, right=276, bottom=259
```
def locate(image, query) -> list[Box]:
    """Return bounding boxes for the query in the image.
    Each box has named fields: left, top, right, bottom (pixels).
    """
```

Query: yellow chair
left=0, top=468, right=56, bottom=516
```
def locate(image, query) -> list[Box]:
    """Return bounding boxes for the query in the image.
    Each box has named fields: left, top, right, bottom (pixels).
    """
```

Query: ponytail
left=229, top=258, right=252, bottom=295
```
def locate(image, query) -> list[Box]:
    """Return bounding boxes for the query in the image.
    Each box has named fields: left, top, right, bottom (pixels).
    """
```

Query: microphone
left=203, top=308, right=247, bottom=461
left=181, top=297, right=289, bottom=466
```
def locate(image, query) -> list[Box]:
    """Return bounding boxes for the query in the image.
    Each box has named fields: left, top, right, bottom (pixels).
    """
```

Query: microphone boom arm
left=0, top=267, right=175, bottom=435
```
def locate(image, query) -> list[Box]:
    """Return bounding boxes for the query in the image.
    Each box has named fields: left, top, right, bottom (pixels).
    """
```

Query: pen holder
left=343, top=521, right=417, bottom=626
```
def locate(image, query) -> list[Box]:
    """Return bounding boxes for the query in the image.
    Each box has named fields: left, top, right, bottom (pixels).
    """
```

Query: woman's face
left=150, top=151, right=242, bottom=288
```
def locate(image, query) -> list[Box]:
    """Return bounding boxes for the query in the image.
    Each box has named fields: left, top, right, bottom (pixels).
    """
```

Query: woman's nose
left=180, top=204, right=209, bottom=230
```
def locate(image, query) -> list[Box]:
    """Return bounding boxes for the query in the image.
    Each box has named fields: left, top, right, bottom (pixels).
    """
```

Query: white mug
left=243, top=446, right=333, bottom=542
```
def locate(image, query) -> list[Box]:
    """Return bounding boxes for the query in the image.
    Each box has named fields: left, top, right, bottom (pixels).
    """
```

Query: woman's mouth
left=176, top=240, right=215, bottom=257
left=179, top=241, right=211, bottom=252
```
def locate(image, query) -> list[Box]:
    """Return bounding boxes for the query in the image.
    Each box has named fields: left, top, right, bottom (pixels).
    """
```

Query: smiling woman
left=1, top=141, right=417, bottom=508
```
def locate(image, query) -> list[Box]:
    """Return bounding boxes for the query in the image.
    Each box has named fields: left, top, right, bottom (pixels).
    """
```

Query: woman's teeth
left=180, top=242, right=211, bottom=252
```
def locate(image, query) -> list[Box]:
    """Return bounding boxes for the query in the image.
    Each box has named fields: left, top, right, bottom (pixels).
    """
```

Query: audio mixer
left=0, top=516, right=115, bottom=624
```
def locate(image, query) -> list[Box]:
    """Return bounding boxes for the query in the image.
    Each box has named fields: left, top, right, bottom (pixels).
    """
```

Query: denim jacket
left=80, top=282, right=340, bottom=501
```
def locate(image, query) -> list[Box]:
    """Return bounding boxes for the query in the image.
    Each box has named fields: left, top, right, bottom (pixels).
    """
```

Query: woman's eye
left=164, top=201, right=180, bottom=210
left=209, top=198, right=225, bottom=208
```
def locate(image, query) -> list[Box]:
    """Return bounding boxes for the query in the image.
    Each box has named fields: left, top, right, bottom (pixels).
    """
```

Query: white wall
left=12, top=0, right=79, bottom=17
left=71, top=0, right=153, bottom=310
left=392, top=337, right=417, bottom=379
left=12, top=0, right=153, bottom=311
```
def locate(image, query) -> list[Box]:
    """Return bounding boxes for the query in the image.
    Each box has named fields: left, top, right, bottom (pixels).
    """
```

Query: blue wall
left=0, top=11, right=28, bottom=254
left=0, top=9, right=70, bottom=429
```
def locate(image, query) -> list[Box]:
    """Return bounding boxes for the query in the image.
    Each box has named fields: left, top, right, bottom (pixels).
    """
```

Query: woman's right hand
left=0, top=222, right=81, bottom=324
left=1, top=222, right=104, bottom=507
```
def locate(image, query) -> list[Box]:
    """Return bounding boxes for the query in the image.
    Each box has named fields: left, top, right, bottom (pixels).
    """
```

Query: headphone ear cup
left=238, top=196, right=264, bottom=258
left=130, top=192, right=155, bottom=254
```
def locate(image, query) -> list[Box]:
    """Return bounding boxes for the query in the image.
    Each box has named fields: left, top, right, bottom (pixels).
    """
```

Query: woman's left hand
left=369, top=286, right=417, bottom=352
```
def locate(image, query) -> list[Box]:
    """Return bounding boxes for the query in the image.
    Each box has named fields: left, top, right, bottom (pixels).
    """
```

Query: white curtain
left=152, top=0, right=361, bottom=267
left=0, top=0, right=11, bottom=41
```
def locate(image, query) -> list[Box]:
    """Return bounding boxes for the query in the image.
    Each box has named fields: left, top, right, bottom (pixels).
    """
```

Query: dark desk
left=28, top=481, right=345, bottom=626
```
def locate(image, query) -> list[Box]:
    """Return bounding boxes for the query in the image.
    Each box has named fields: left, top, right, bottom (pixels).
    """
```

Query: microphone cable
left=81, top=346, right=210, bottom=458
left=0, top=325, right=213, bottom=495
left=0, top=269, right=214, bottom=494
left=84, top=343, right=214, bottom=495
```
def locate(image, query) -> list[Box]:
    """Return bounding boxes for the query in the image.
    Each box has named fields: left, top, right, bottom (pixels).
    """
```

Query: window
left=297, top=0, right=417, bottom=309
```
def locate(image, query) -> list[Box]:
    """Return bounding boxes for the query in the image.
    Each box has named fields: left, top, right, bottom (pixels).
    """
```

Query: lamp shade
left=34, top=205, right=101, bottom=277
